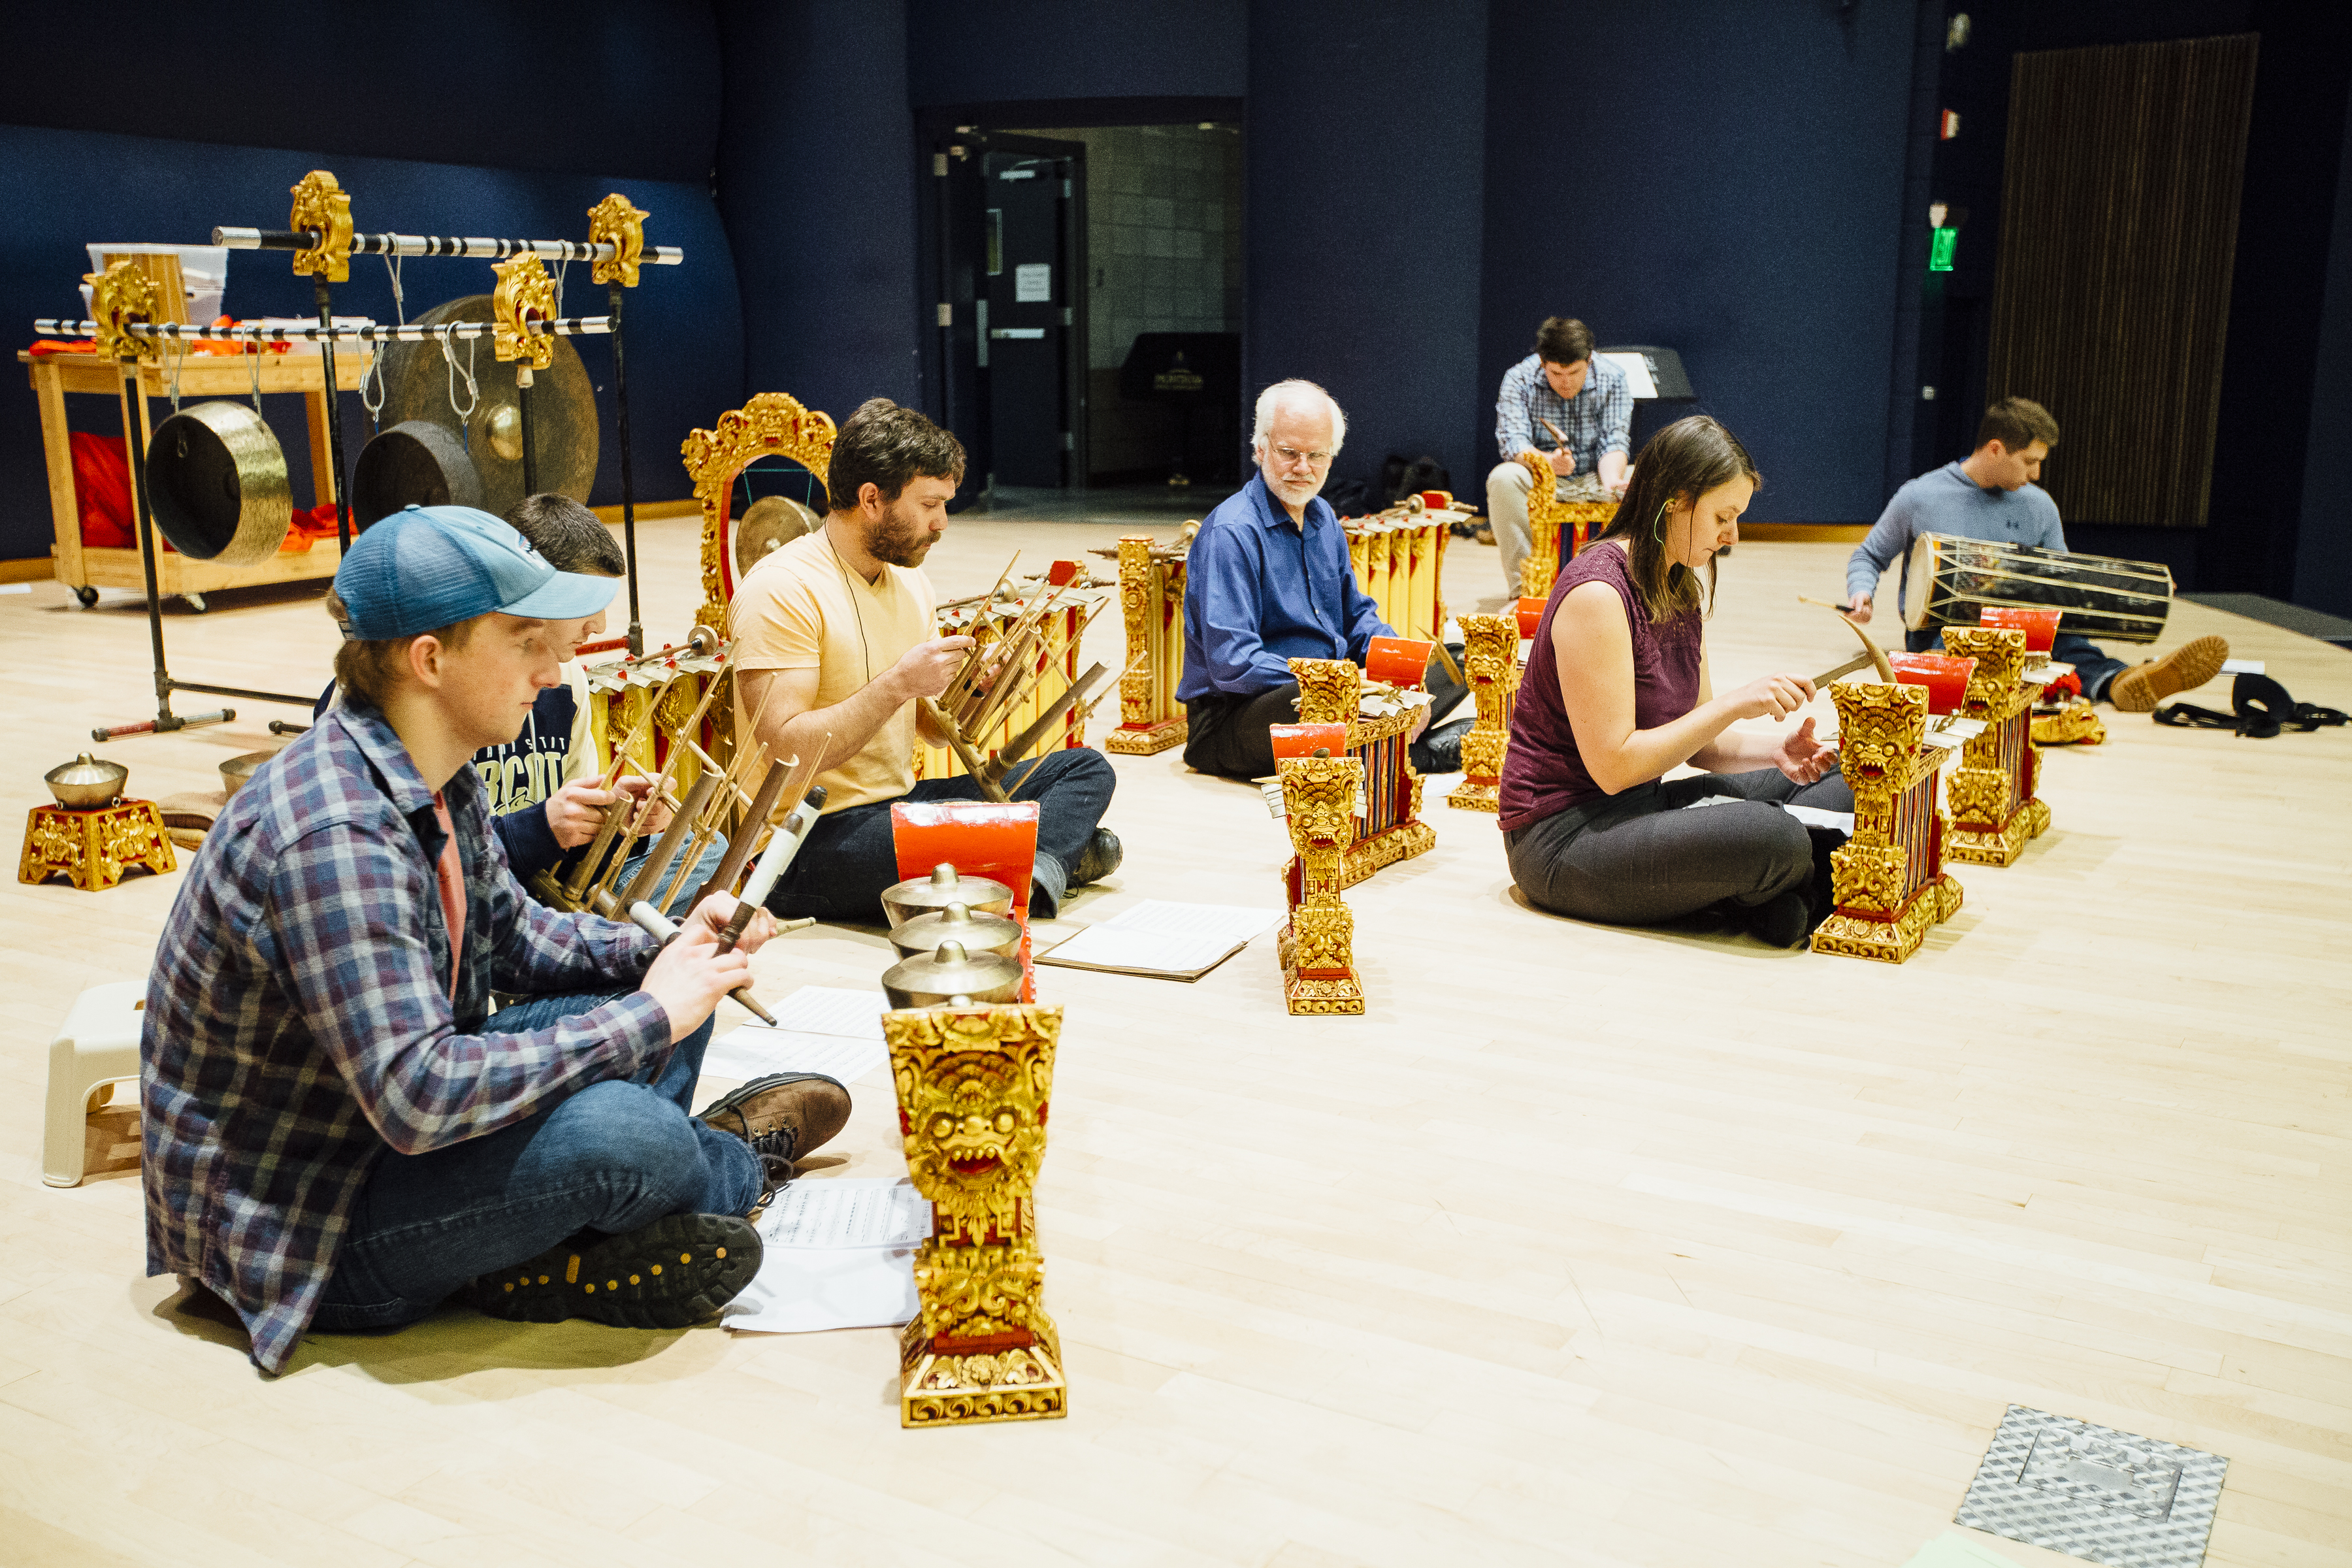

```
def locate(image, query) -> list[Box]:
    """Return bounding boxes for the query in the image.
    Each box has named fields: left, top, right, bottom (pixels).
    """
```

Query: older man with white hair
left=1177, top=380, right=1470, bottom=780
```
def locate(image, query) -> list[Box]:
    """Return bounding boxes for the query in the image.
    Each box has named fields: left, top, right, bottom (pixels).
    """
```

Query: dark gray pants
left=1184, top=651, right=1470, bottom=779
left=1504, top=765, right=1853, bottom=926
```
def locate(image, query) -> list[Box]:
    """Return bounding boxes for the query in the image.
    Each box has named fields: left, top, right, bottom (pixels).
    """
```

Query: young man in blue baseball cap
left=140, top=505, right=850, bottom=1375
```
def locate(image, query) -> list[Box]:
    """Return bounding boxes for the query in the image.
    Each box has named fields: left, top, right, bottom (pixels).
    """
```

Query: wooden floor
left=3, top=509, right=2349, bottom=1568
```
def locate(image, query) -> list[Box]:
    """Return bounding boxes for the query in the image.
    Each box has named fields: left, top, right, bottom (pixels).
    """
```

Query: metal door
left=982, top=150, right=1072, bottom=487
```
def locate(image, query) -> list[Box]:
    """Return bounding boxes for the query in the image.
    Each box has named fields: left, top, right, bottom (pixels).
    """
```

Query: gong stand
left=59, top=170, right=675, bottom=736
left=216, top=183, right=668, bottom=657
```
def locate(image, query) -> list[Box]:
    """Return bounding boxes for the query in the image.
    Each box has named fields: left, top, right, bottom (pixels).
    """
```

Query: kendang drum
left=1904, top=532, right=2172, bottom=644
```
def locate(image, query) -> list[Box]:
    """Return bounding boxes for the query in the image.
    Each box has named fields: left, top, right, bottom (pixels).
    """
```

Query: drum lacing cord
left=440, top=334, right=480, bottom=454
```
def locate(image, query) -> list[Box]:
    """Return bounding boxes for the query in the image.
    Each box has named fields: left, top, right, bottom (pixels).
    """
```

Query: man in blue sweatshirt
left=1844, top=397, right=2227, bottom=712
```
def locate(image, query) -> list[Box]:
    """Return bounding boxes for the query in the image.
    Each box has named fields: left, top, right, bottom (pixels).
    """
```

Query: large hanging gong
left=352, top=420, right=484, bottom=527
left=370, top=293, right=598, bottom=518
left=144, top=400, right=293, bottom=564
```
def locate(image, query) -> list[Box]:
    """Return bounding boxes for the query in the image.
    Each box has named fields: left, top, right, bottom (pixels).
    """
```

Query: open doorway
left=1012, top=123, right=1243, bottom=496
left=925, top=118, right=1243, bottom=504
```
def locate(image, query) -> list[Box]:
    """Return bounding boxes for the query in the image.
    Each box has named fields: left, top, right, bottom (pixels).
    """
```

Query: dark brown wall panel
left=1988, top=34, right=2259, bottom=527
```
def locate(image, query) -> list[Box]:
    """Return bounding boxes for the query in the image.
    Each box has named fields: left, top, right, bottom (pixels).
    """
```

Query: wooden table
left=21, top=346, right=370, bottom=610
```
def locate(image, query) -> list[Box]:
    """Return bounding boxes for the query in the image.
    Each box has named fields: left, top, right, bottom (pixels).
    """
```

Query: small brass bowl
left=220, top=750, right=278, bottom=796
left=45, top=753, right=129, bottom=810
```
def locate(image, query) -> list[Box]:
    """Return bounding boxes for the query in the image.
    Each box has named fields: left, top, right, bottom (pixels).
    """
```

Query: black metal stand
left=96, top=357, right=310, bottom=740
left=610, top=284, right=644, bottom=657
left=517, top=372, right=538, bottom=496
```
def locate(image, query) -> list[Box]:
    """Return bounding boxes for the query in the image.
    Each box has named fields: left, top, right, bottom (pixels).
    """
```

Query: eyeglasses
left=1269, top=444, right=1334, bottom=470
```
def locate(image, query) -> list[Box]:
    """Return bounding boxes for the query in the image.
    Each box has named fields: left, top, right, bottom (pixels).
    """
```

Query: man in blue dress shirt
left=1179, top=380, right=1470, bottom=779
left=1846, top=397, right=2227, bottom=711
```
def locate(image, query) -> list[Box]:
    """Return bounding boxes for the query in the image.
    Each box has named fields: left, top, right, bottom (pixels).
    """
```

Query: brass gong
left=145, top=401, right=293, bottom=565
left=734, top=494, right=820, bottom=578
left=370, top=294, right=598, bottom=517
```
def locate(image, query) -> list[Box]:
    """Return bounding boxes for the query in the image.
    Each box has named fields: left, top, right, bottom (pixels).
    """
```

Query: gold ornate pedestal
left=1291, top=658, right=1434, bottom=887
left=1516, top=450, right=1618, bottom=600
left=1277, top=749, right=1368, bottom=1014
left=2032, top=697, right=2106, bottom=747
left=20, top=800, right=176, bottom=892
left=1938, top=626, right=2051, bottom=867
left=1810, top=683, right=1963, bottom=964
left=1099, top=534, right=1191, bottom=755
left=1446, top=613, right=1519, bottom=811
left=886, top=1003, right=1067, bottom=1428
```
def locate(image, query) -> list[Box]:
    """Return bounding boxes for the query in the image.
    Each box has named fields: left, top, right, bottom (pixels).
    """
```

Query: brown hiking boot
left=2109, top=633, right=2230, bottom=712
left=700, top=1072, right=853, bottom=1171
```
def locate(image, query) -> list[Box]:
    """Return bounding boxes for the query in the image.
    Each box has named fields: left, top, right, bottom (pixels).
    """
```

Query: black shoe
left=1409, top=717, right=1475, bottom=776
left=466, top=1212, right=760, bottom=1328
left=1743, top=889, right=1813, bottom=949
left=1070, top=826, right=1122, bottom=885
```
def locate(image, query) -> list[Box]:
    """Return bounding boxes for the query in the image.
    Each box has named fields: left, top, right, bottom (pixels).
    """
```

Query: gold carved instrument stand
left=1100, top=531, right=1193, bottom=755
left=1515, top=449, right=1618, bottom=600
left=885, top=1002, right=1067, bottom=1428
left=1938, top=625, right=2053, bottom=866
left=1445, top=613, right=1520, bottom=811
left=1289, top=655, right=1435, bottom=887
left=1275, top=746, right=1367, bottom=1015
left=1810, top=680, right=1965, bottom=964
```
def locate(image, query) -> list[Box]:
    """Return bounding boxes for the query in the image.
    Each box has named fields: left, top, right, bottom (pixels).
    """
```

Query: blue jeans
left=308, top=992, right=760, bottom=1333
left=1910, top=627, right=2127, bottom=702
left=614, top=830, right=730, bottom=919
left=765, top=747, right=1115, bottom=922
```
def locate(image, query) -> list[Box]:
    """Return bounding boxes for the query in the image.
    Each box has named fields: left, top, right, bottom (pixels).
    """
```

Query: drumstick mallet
left=621, top=785, right=828, bottom=1028
left=1808, top=604, right=1896, bottom=687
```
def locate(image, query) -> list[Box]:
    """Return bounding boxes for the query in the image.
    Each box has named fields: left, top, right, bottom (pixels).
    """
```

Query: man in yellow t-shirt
left=730, top=399, right=1119, bottom=921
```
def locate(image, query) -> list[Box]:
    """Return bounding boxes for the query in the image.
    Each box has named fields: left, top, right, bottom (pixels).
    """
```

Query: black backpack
left=1384, top=453, right=1451, bottom=504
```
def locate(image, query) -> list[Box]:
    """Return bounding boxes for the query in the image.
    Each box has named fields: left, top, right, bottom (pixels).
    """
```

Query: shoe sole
left=470, top=1213, right=760, bottom=1330
left=2111, top=633, right=2230, bottom=712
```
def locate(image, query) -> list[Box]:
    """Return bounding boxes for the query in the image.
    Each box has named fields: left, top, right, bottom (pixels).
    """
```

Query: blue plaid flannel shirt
left=140, top=698, right=669, bottom=1374
left=1495, top=352, right=1633, bottom=473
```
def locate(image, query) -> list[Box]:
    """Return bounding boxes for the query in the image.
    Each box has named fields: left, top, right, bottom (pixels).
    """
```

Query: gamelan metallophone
left=1101, top=532, right=1192, bottom=755
left=1287, top=641, right=1437, bottom=888
left=1343, top=493, right=1469, bottom=646
left=917, top=561, right=1111, bottom=784
left=1936, top=624, right=2053, bottom=866
left=1810, top=680, right=1967, bottom=964
left=1515, top=451, right=1620, bottom=600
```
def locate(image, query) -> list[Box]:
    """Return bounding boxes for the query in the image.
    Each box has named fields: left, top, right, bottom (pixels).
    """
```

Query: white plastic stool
left=44, top=980, right=146, bottom=1187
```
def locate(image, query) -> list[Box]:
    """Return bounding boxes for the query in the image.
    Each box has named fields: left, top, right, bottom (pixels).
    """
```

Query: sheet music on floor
left=764, top=1178, right=931, bottom=1249
left=702, top=985, right=889, bottom=1083
left=723, top=1179, right=924, bottom=1335
left=1037, top=898, right=1283, bottom=981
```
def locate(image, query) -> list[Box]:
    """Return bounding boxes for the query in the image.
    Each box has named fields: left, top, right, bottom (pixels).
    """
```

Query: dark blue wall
left=2297, top=93, right=2352, bottom=620
left=1480, top=0, right=1919, bottom=525
left=906, top=0, right=1246, bottom=108
left=717, top=1, right=923, bottom=417
left=1, top=1, right=740, bottom=565
left=1248, top=0, right=1489, bottom=499
left=5, top=1, right=721, bottom=182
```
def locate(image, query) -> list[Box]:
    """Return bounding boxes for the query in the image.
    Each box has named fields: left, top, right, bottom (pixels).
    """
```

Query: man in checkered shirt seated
left=1485, top=315, right=1633, bottom=598
left=140, top=506, right=851, bottom=1374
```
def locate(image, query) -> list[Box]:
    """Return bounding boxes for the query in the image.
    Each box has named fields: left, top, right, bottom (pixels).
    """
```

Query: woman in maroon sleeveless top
left=1499, top=417, right=1852, bottom=947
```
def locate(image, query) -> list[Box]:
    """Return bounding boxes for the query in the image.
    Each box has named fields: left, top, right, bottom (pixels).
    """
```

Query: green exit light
left=1929, top=227, right=1959, bottom=271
